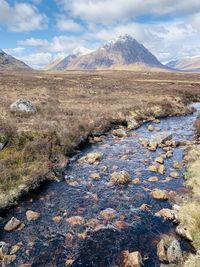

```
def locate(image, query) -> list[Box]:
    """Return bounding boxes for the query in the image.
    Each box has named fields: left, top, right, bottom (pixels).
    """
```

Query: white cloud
left=18, top=38, right=49, bottom=46
left=0, top=0, right=47, bottom=32
left=57, top=0, right=200, bottom=24
left=18, top=52, right=54, bottom=69
left=56, top=16, right=83, bottom=32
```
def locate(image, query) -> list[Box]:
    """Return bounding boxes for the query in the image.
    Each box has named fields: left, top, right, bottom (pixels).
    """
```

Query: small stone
left=112, top=128, right=126, bottom=138
left=157, top=239, right=168, bottom=262
left=0, top=241, right=9, bottom=260
left=121, top=155, right=129, bottom=160
left=148, top=165, right=158, bottom=172
left=65, top=259, right=74, bottom=266
left=4, top=217, right=22, bottom=231
left=155, top=157, right=164, bottom=164
left=151, top=189, right=168, bottom=200
left=166, top=151, right=173, bottom=158
left=170, top=172, right=179, bottom=178
left=148, top=125, right=154, bottom=131
left=118, top=250, right=143, bottom=267
left=52, top=216, right=62, bottom=223
left=114, top=221, right=129, bottom=229
left=10, top=245, right=20, bottom=255
left=158, top=164, right=165, bottom=174
left=148, top=146, right=157, bottom=152
left=173, top=161, right=182, bottom=169
left=100, top=208, right=117, bottom=220
left=66, top=216, right=85, bottom=225
left=139, top=204, right=152, bottom=211
left=3, top=255, right=16, bottom=265
left=154, top=119, right=161, bottom=124
left=148, top=176, right=159, bottom=182
left=78, top=152, right=103, bottom=164
left=90, top=173, right=101, bottom=180
left=132, top=178, right=141, bottom=185
left=155, top=208, right=178, bottom=222
left=26, top=210, right=40, bottom=221
left=176, top=225, right=193, bottom=242
left=111, top=171, right=131, bottom=184
left=18, top=264, right=32, bottom=267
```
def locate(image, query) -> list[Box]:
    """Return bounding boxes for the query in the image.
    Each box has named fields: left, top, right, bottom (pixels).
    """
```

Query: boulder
left=151, top=189, right=168, bottom=200
left=100, top=208, right=117, bottom=220
left=176, top=225, right=193, bottom=242
left=4, top=217, right=22, bottom=231
left=0, top=143, right=4, bottom=151
left=151, top=132, right=172, bottom=145
left=112, top=128, right=126, bottom=138
left=26, top=210, right=40, bottom=221
left=167, top=240, right=183, bottom=264
left=10, top=99, right=37, bottom=114
left=111, top=171, right=131, bottom=184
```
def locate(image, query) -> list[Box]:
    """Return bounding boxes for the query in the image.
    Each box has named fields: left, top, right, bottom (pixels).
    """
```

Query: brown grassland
left=1, top=70, right=200, bottom=210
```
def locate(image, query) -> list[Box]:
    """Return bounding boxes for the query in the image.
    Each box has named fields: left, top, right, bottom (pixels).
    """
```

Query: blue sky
left=1, top=0, right=200, bottom=68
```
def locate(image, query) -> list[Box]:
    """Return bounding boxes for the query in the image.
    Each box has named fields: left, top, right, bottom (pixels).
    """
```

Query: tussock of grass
left=183, top=254, right=200, bottom=267
left=0, top=70, right=200, bottom=209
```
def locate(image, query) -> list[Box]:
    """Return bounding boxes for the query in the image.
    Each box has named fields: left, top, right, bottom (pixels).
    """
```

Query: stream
left=1, top=103, right=200, bottom=267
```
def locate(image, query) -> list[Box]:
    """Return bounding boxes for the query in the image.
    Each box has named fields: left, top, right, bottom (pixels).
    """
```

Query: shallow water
left=1, top=103, right=200, bottom=267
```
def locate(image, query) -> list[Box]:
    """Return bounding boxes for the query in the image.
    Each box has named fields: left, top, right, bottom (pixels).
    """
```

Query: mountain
left=45, top=46, right=93, bottom=71
left=0, top=49, right=31, bottom=71
left=166, top=57, right=200, bottom=72
left=46, top=35, right=167, bottom=71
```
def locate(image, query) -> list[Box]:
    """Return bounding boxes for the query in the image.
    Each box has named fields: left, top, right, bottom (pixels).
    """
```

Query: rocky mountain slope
left=46, top=35, right=167, bottom=71
left=0, top=49, right=31, bottom=71
left=166, top=57, right=200, bottom=72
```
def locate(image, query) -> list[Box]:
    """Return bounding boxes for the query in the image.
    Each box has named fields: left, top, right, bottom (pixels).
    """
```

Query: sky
left=1, top=0, right=200, bottom=69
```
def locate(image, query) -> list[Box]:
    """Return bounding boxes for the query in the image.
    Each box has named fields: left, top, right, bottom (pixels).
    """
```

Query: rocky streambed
left=1, top=104, right=200, bottom=267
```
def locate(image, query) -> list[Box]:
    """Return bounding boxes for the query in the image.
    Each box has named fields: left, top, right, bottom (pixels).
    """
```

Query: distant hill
left=0, top=49, right=31, bottom=71
left=45, top=35, right=168, bottom=71
left=166, top=57, right=200, bottom=72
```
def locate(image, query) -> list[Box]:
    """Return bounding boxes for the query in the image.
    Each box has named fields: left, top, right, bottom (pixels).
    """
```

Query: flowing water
left=1, top=104, right=200, bottom=267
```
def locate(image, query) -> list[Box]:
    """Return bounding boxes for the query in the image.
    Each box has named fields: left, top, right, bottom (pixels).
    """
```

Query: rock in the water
left=4, top=217, right=22, bottom=231
left=173, top=161, right=182, bottom=169
left=118, top=250, right=143, bottom=267
left=10, top=99, right=37, bottom=114
left=148, top=125, right=154, bottom=131
left=155, top=208, right=178, bottom=223
left=78, top=152, right=103, bottom=164
left=167, top=240, right=183, bottom=264
left=170, top=172, right=179, bottom=178
left=90, top=172, right=101, bottom=180
left=157, top=239, right=168, bottom=262
left=100, top=208, right=117, bottom=220
left=111, top=171, right=131, bottom=184
left=148, top=176, right=159, bottom=182
left=158, top=164, right=165, bottom=174
left=155, top=157, right=164, bottom=164
left=151, top=189, right=168, bottom=200
left=151, top=132, right=172, bottom=145
left=132, top=178, right=141, bottom=185
left=112, top=128, right=126, bottom=138
left=26, top=210, right=40, bottom=221
left=127, top=119, right=139, bottom=130
left=0, top=241, right=9, bottom=260
left=176, top=225, right=193, bottom=242
left=148, top=165, right=158, bottom=172
left=66, top=216, right=85, bottom=225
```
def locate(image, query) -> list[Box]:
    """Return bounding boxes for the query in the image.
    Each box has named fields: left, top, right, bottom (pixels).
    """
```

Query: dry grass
left=180, top=147, right=200, bottom=249
left=194, top=116, right=200, bottom=137
left=0, top=70, right=200, bottom=209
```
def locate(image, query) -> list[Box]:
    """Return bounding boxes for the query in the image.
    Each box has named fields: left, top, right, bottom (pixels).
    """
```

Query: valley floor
left=0, top=70, right=200, bottom=209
